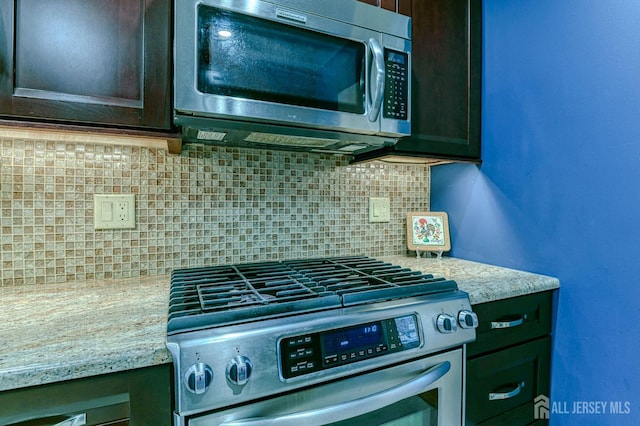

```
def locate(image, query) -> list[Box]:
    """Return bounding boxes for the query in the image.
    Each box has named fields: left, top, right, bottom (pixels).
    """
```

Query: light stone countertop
left=378, top=255, right=560, bottom=305
left=0, top=256, right=559, bottom=392
left=0, top=275, right=172, bottom=392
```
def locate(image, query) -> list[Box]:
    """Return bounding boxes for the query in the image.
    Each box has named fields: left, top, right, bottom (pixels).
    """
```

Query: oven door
left=187, top=348, right=464, bottom=426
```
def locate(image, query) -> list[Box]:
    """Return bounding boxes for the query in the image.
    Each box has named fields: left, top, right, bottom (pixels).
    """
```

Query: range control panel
left=383, top=49, right=409, bottom=120
left=279, top=314, right=420, bottom=379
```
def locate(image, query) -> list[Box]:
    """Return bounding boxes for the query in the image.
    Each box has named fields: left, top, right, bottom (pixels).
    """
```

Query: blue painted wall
left=431, top=0, right=640, bottom=424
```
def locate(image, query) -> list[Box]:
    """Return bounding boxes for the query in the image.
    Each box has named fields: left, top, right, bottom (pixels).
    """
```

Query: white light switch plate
left=369, top=197, right=390, bottom=223
left=94, top=194, right=136, bottom=230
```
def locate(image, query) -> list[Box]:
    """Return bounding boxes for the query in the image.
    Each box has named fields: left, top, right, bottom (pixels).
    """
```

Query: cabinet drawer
left=466, top=337, right=551, bottom=425
left=467, top=291, right=552, bottom=357
left=476, top=402, right=548, bottom=426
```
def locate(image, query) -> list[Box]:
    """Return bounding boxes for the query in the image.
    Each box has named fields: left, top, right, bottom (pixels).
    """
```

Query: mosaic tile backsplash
left=0, top=135, right=430, bottom=286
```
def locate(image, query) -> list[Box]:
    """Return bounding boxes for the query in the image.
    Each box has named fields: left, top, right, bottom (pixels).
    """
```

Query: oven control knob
left=185, top=363, right=213, bottom=395
left=458, top=310, right=479, bottom=329
left=436, top=314, right=458, bottom=334
left=226, top=356, right=253, bottom=386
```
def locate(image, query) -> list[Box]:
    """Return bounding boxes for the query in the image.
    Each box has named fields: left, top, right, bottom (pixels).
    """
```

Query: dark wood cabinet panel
left=0, top=364, right=172, bottom=426
left=476, top=401, right=548, bottom=426
left=15, top=1, right=142, bottom=104
left=467, top=337, right=551, bottom=425
left=466, top=291, right=554, bottom=426
left=352, top=0, right=481, bottom=163
left=380, top=0, right=396, bottom=12
left=408, top=0, right=481, bottom=158
left=398, top=0, right=412, bottom=16
left=356, top=0, right=411, bottom=16
left=468, top=291, right=553, bottom=357
left=0, top=0, right=171, bottom=130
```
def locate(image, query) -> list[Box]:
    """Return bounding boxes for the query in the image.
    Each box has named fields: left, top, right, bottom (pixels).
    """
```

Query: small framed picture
left=406, top=212, right=451, bottom=252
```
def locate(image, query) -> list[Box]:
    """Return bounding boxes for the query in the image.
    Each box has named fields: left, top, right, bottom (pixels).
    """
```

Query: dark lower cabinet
left=466, top=291, right=554, bottom=425
left=0, top=0, right=171, bottom=131
left=467, top=337, right=551, bottom=425
left=0, top=364, right=172, bottom=426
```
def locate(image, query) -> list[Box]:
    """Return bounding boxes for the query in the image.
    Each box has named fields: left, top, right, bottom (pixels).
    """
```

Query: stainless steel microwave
left=174, top=0, right=411, bottom=155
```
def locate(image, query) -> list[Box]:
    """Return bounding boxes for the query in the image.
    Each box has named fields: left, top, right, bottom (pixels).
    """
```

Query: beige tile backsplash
left=0, top=135, right=430, bottom=286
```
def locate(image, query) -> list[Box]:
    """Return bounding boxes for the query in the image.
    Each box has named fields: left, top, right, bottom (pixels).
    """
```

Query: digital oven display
left=280, top=314, right=421, bottom=379
left=322, top=322, right=383, bottom=354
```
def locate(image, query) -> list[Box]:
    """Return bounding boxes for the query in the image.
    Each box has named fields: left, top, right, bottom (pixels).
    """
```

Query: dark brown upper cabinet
left=352, top=0, right=482, bottom=163
left=0, top=0, right=171, bottom=131
left=357, top=0, right=412, bottom=16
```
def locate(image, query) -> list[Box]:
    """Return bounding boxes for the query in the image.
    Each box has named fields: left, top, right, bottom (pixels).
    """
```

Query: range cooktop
left=167, top=256, right=457, bottom=334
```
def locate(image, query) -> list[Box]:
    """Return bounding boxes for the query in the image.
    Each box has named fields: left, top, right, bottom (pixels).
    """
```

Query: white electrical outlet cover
left=94, top=194, right=136, bottom=230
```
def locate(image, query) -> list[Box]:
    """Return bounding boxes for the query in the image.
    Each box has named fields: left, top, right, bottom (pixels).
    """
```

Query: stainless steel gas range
left=166, top=256, right=478, bottom=426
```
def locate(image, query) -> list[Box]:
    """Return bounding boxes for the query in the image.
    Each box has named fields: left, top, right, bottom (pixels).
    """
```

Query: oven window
left=331, top=389, right=438, bottom=426
left=196, top=6, right=366, bottom=114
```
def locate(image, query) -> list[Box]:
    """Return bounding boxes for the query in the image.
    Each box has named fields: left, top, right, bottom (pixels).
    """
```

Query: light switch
left=369, top=197, right=390, bottom=223
left=94, top=194, right=136, bottom=230
left=101, top=202, right=114, bottom=221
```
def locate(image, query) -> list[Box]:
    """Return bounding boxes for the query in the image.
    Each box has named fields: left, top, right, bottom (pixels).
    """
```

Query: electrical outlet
left=369, top=197, right=390, bottom=223
left=94, top=194, right=136, bottom=230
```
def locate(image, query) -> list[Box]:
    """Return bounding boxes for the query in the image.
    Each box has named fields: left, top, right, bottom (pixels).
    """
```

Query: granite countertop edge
left=378, top=256, right=560, bottom=305
left=0, top=256, right=559, bottom=393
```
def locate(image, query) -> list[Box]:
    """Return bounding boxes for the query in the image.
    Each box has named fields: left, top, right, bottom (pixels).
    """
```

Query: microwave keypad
left=383, top=49, right=409, bottom=120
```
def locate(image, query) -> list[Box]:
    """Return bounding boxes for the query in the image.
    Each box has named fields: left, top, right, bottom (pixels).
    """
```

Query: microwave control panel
left=383, top=49, right=409, bottom=120
left=279, top=314, right=420, bottom=379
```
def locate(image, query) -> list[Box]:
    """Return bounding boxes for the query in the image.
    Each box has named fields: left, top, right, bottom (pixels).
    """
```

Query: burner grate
left=167, top=256, right=457, bottom=334
left=196, top=276, right=325, bottom=312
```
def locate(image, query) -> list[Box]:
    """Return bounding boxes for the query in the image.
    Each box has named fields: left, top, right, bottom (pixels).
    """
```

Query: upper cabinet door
left=405, top=0, right=481, bottom=159
left=397, top=0, right=412, bottom=16
left=356, top=0, right=412, bottom=16
left=0, top=0, right=171, bottom=130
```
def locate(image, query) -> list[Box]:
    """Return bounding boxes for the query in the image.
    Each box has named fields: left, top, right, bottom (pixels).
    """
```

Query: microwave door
left=176, top=1, right=383, bottom=135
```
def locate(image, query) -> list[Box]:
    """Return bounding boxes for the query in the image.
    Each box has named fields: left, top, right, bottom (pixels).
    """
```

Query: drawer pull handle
left=54, top=414, right=87, bottom=426
left=489, top=382, right=525, bottom=400
left=490, top=316, right=524, bottom=329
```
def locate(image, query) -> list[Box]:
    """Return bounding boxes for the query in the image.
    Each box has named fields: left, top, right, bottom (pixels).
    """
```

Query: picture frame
left=406, top=211, right=451, bottom=254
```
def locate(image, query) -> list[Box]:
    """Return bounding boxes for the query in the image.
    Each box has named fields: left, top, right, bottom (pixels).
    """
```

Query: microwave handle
left=219, top=361, right=451, bottom=426
left=368, top=37, right=386, bottom=122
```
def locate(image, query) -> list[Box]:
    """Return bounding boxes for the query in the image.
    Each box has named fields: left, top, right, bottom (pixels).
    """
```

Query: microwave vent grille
left=245, top=132, right=335, bottom=148
left=197, top=130, right=226, bottom=141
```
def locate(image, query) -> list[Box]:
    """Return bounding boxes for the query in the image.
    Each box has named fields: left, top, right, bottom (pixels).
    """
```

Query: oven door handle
left=220, top=361, right=451, bottom=426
